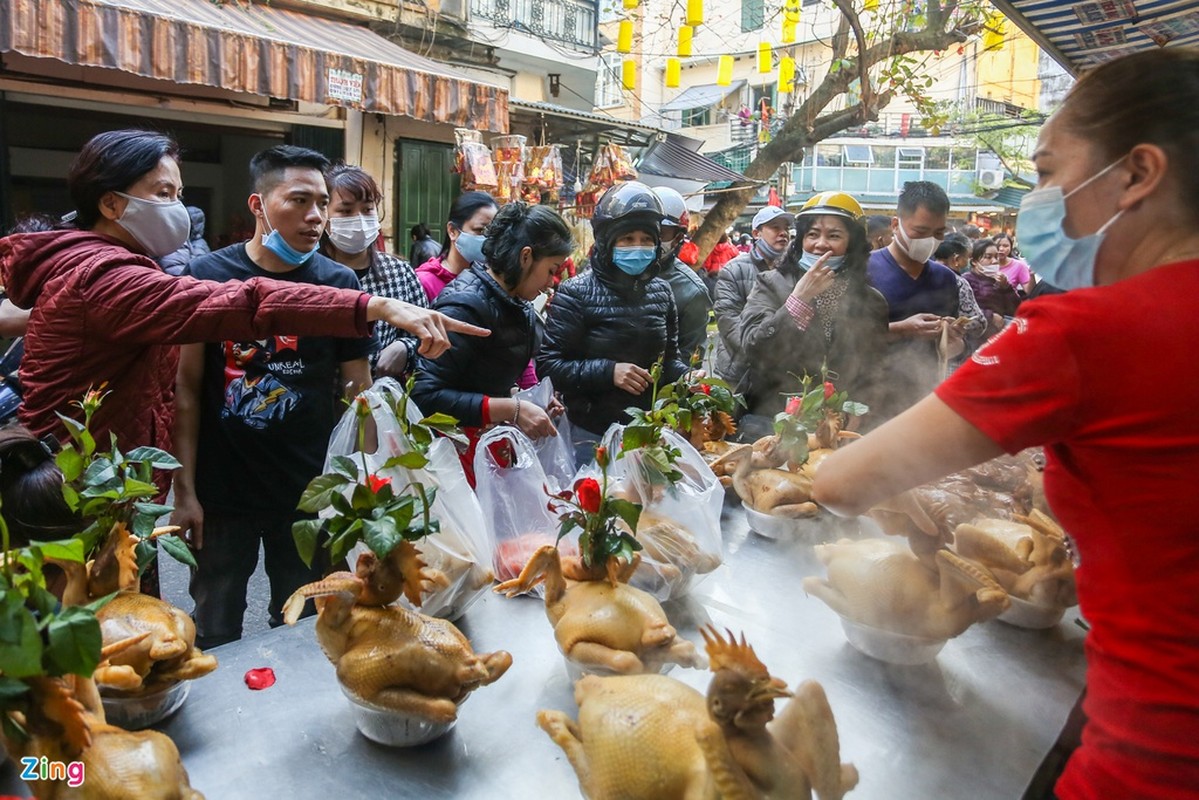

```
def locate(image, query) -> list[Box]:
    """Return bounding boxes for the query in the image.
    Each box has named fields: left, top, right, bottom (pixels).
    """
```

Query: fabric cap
left=752, top=206, right=795, bottom=231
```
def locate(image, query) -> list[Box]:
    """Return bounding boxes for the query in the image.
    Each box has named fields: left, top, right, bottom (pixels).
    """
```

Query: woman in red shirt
left=814, top=49, right=1199, bottom=800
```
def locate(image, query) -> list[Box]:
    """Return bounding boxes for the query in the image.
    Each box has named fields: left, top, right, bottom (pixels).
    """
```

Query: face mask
left=799, top=250, right=846, bottom=272
left=327, top=213, right=380, bottom=255
left=612, top=246, right=656, bottom=276
left=256, top=197, right=319, bottom=266
left=455, top=231, right=487, bottom=264
left=1017, top=157, right=1125, bottom=292
left=114, top=192, right=190, bottom=258
left=980, top=263, right=1000, bottom=278
left=894, top=222, right=940, bottom=264
left=754, top=238, right=786, bottom=264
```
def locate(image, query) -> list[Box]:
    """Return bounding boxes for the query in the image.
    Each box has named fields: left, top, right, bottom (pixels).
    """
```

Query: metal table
left=11, top=506, right=1088, bottom=798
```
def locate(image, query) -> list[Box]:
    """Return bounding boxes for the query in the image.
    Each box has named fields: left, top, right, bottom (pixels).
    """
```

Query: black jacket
left=538, top=260, right=689, bottom=435
left=662, top=258, right=712, bottom=364
left=740, top=260, right=890, bottom=420
left=412, top=263, right=540, bottom=426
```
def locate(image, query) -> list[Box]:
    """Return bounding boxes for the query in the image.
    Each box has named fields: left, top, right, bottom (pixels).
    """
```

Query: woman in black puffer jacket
left=537, top=182, right=690, bottom=464
left=413, top=203, right=572, bottom=478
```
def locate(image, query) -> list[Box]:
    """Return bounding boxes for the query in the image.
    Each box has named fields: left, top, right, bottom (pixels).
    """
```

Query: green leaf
left=329, top=456, right=360, bottom=481
left=0, top=596, right=44, bottom=679
left=363, top=516, right=400, bottom=559
left=29, top=539, right=85, bottom=564
left=44, top=608, right=102, bottom=678
left=82, top=457, right=118, bottom=487
left=607, top=498, right=642, bottom=533
left=159, top=534, right=197, bottom=569
left=56, top=448, right=85, bottom=483
left=841, top=401, right=869, bottom=416
left=622, top=424, right=659, bottom=451
left=61, top=483, right=80, bottom=512
left=122, top=476, right=160, bottom=499
left=383, top=452, right=428, bottom=470
left=133, top=503, right=174, bottom=519
left=0, top=676, right=29, bottom=705
left=292, top=519, right=324, bottom=567
left=135, top=539, right=157, bottom=575
left=124, top=447, right=182, bottom=470
left=419, top=412, right=460, bottom=429
left=351, top=482, right=375, bottom=512
left=297, top=473, right=352, bottom=513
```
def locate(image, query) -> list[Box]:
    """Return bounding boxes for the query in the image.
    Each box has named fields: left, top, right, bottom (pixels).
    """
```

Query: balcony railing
left=470, top=0, right=597, bottom=52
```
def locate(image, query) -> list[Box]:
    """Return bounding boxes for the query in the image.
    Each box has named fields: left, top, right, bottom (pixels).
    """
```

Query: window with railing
left=741, top=0, right=765, bottom=31
left=470, top=0, right=597, bottom=51
left=595, top=54, right=623, bottom=108
left=682, top=106, right=712, bottom=127
left=791, top=142, right=983, bottom=197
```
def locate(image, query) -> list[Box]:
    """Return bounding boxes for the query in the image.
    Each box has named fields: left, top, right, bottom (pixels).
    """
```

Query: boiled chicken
left=953, top=511, right=1076, bottom=609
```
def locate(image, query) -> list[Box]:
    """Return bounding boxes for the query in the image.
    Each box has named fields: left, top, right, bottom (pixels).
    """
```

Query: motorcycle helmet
left=590, top=182, right=666, bottom=280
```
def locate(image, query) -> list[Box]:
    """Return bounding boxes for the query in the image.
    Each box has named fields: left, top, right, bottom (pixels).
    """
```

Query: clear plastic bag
left=473, top=427, right=575, bottom=598
left=513, top=377, right=575, bottom=492
left=599, top=424, right=725, bottom=600
left=327, top=379, right=493, bottom=620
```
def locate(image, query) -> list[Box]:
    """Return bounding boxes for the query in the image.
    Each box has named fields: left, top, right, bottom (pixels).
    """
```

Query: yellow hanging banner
left=686, top=0, right=704, bottom=27
left=716, top=55, right=733, bottom=86
left=863, top=0, right=878, bottom=10
left=983, top=12, right=1007, bottom=50
left=757, top=42, right=772, bottom=74
left=665, top=58, right=681, bottom=88
left=678, top=25, right=693, bottom=57
left=784, top=0, right=801, bottom=23
left=782, top=19, right=797, bottom=43
left=621, top=58, right=636, bottom=90
left=617, top=20, right=633, bottom=53
left=779, top=57, right=796, bottom=93
left=623, top=0, right=639, bottom=7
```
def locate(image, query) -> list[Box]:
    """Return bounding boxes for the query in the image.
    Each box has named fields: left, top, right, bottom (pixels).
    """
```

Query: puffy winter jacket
left=713, top=249, right=772, bottom=390
left=661, top=258, right=712, bottom=364
left=412, top=263, right=541, bottom=426
left=740, top=260, right=890, bottom=420
left=538, top=260, right=689, bottom=435
left=0, top=230, right=369, bottom=460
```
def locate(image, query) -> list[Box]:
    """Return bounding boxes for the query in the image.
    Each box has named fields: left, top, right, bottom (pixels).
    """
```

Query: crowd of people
left=0, top=47, right=1195, bottom=800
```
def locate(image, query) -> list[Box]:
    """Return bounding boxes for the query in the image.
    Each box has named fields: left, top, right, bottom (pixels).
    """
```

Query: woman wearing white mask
left=415, top=191, right=498, bottom=303
left=814, top=49, right=1199, bottom=800
left=739, top=192, right=888, bottom=430
left=322, top=164, right=428, bottom=378
left=960, top=237, right=1020, bottom=337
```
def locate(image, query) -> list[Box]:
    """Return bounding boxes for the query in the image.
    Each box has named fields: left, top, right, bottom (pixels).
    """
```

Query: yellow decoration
left=782, top=19, right=797, bottom=43
left=779, top=57, right=796, bottom=93
left=623, top=0, right=639, bottom=7
left=983, top=12, right=1007, bottom=50
left=716, top=55, right=733, bottom=87
left=863, top=0, right=878, bottom=10
left=678, top=25, right=693, bottom=57
left=665, top=58, right=681, bottom=88
left=784, top=0, right=801, bottom=23
left=617, top=20, right=633, bottom=53
left=621, top=58, right=636, bottom=90
left=686, top=0, right=703, bottom=27
left=757, top=42, right=772, bottom=74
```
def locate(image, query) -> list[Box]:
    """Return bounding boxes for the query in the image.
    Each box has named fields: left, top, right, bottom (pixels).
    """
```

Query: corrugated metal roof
left=659, top=80, right=747, bottom=112
left=988, top=185, right=1031, bottom=208
left=991, top=0, right=1199, bottom=75
left=637, top=137, right=751, bottom=183
left=509, top=99, right=664, bottom=136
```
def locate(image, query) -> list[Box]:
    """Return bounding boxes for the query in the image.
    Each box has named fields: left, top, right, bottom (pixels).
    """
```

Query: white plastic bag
left=474, top=426, right=575, bottom=597
left=600, top=424, right=725, bottom=600
left=327, top=378, right=493, bottom=620
left=514, top=377, right=575, bottom=491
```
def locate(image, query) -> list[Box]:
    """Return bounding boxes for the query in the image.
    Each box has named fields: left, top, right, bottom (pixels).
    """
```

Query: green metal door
left=396, top=139, right=458, bottom=257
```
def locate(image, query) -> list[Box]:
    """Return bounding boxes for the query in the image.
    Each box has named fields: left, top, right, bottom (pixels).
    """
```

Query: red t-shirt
left=937, top=260, right=1199, bottom=800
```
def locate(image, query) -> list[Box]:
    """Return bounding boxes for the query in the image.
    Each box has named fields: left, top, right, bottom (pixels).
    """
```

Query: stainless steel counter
left=10, top=506, right=1088, bottom=799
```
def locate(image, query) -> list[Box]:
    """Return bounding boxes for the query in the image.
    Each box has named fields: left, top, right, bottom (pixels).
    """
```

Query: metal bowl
left=839, top=617, right=947, bottom=665
left=101, top=680, right=190, bottom=730
left=997, top=596, right=1067, bottom=630
left=341, top=685, right=460, bottom=747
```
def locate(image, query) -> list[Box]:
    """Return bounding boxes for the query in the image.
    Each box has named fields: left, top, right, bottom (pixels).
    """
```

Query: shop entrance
left=395, top=139, right=458, bottom=260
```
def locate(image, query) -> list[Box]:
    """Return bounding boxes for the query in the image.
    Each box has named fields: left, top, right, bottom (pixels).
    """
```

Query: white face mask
left=981, top=263, right=1000, bottom=278
left=114, top=192, right=191, bottom=258
left=894, top=221, right=940, bottom=264
left=327, top=213, right=381, bottom=255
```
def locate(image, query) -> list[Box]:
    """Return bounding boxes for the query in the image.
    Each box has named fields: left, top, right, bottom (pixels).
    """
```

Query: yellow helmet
left=797, top=191, right=864, bottom=220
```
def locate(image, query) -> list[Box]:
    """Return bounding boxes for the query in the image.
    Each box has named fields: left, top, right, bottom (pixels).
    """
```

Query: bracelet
left=513, top=397, right=522, bottom=427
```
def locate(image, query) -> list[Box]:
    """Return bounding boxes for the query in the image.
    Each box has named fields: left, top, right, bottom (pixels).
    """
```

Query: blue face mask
left=612, top=246, right=656, bottom=276
left=799, top=250, right=846, bottom=272
left=455, top=231, right=486, bottom=264
left=1017, top=157, right=1125, bottom=292
left=258, top=199, right=318, bottom=266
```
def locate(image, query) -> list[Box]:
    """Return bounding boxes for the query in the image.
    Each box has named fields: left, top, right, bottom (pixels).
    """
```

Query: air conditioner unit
left=977, top=168, right=1004, bottom=190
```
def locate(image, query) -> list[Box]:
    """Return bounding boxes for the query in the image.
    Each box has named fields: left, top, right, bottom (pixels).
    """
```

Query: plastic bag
left=586, top=143, right=638, bottom=191
left=328, top=379, right=493, bottom=620
left=599, top=424, right=725, bottom=600
left=513, top=377, right=575, bottom=492
left=492, top=134, right=526, bottom=203
left=455, top=129, right=497, bottom=193
left=474, top=427, right=576, bottom=597
left=523, top=144, right=563, bottom=204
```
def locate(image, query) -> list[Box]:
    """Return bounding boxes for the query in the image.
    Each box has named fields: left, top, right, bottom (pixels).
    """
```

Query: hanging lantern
left=983, top=12, right=1006, bottom=50
left=716, top=55, right=733, bottom=86
left=617, top=20, right=634, bottom=53
left=757, top=42, right=772, bottom=74
left=623, top=0, right=639, bottom=7
left=784, top=0, right=801, bottom=23
left=621, top=58, right=636, bottom=90
left=782, top=19, right=797, bottom=43
left=779, top=57, right=796, bottom=93
left=678, top=25, right=693, bottom=57
left=863, top=0, right=878, bottom=10
left=686, top=0, right=703, bottom=27
left=665, top=58, right=681, bottom=88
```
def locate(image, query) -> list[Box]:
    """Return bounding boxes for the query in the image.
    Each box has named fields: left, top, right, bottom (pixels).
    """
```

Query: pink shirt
left=999, top=257, right=1030, bottom=290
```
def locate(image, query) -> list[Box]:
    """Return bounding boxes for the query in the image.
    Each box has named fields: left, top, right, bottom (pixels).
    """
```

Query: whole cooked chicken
left=495, top=545, right=705, bottom=674
left=284, top=542, right=510, bottom=722
left=721, top=444, right=821, bottom=518
left=804, top=538, right=1009, bottom=640
left=537, top=627, right=857, bottom=799
left=953, top=511, right=1076, bottom=609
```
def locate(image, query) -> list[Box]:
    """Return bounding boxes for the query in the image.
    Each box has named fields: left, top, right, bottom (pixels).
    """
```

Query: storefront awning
left=659, top=80, right=746, bottom=112
left=990, top=0, right=1199, bottom=75
left=638, top=136, right=751, bottom=184
left=0, top=0, right=508, bottom=131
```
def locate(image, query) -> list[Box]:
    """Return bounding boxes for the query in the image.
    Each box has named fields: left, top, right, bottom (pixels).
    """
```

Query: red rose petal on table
left=244, top=667, right=276, bottom=690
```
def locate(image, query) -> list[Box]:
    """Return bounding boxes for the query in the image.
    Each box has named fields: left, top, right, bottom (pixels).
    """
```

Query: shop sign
left=328, top=68, right=364, bottom=104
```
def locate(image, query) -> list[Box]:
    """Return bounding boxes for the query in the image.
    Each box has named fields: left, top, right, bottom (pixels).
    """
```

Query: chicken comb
left=700, top=626, right=769, bottom=677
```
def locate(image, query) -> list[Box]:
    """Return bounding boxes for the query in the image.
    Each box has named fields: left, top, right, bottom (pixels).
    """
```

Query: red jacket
left=0, top=230, right=370, bottom=456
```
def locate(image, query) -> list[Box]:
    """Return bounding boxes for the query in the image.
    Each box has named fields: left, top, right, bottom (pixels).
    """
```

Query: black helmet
left=590, top=182, right=667, bottom=285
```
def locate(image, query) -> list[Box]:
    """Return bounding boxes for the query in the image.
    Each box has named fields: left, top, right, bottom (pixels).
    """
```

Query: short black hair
left=865, top=215, right=891, bottom=237
left=411, top=223, right=429, bottom=240
left=897, top=181, right=950, bottom=218
left=482, top=203, right=573, bottom=290
left=962, top=224, right=982, bottom=239
left=935, top=232, right=971, bottom=261
left=972, top=237, right=998, bottom=263
left=249, top=145, right=330, bottom=195
left=67, top=129, right=181, bottom=230
left=439, top=191, right=499, bottom=259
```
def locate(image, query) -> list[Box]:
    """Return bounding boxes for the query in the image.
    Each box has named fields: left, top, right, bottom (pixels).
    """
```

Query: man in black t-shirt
left=173, top=145, right=374, bottom=649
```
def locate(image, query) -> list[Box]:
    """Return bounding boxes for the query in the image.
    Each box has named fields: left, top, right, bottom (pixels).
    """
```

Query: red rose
left=366, top=474, right=391, bottom=493
left=823, top=381, right=836, bottom=400
left=575, top=477, right=602, bottom=514
left=595, top=446, right=609, bottom=469
left=244, top=667, right=276, bottom=690
left=785, top=397, right=801, bottom=416
left=699, top=384, right=712, bottom=395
